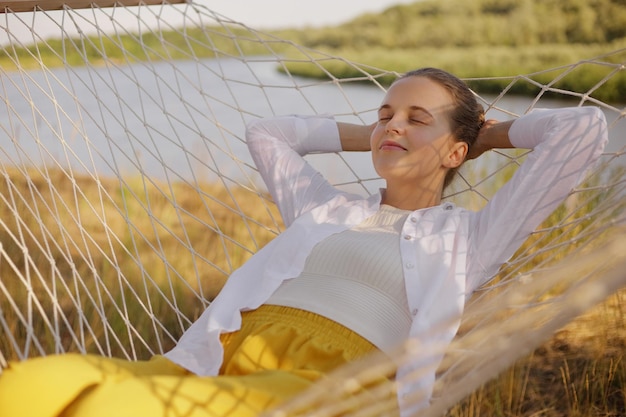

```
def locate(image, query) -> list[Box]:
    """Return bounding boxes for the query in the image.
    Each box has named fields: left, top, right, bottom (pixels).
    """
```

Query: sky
left=0, top=1, right=416, bottom=45
left=202, top=0, right=416, bottom=29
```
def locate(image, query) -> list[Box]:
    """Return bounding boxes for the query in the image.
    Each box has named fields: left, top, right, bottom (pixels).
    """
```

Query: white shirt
left=165, top=106, right=607, bottom=414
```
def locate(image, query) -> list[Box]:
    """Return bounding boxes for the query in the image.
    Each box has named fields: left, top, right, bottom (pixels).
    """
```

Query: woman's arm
left=466, top=107, right=608, bottom=291
left=466, top=119, right=515, bottom=159
left=337, top=121, right=375, bottom=151
left=246, top=115, right=345, bottom=227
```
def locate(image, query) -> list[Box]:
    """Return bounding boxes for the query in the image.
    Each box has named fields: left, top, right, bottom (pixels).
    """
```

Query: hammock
left=0, top=1, right=625, bottom=415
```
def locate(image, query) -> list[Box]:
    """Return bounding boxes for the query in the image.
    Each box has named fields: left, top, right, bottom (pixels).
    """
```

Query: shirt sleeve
left=245, top=115, right=343, bottom=227
left=466, top=106, right=608, bottom=291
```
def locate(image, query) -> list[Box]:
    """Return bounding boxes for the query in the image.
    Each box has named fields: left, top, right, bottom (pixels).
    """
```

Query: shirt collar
left=374, top=188, right=456, bottom=213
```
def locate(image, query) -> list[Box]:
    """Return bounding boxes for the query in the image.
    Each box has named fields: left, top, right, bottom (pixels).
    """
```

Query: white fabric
left=165, top=107, right=607, bottom=414
left=266, top=204, right=413, bottom=353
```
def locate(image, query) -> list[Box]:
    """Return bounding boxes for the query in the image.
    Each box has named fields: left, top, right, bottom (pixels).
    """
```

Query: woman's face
left=370, top=76, right=466, bottom=190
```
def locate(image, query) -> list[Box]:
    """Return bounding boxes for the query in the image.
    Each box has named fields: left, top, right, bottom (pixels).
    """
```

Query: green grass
left=278, top=41, right=626, bottom=104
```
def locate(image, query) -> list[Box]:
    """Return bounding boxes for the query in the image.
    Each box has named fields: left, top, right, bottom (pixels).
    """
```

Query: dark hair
left=398, top=68, right=485, bottom=190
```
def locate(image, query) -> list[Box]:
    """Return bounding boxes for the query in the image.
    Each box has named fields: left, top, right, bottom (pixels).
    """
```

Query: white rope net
left=0, top=1, right=625, bottom=415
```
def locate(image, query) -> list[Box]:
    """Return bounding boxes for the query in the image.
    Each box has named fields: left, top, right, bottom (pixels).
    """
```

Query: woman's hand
left=466, top=119, right=515, bottom=160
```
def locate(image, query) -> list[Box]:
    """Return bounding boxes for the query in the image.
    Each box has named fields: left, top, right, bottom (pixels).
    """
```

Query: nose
left=385, top=116, right=404, bottom=135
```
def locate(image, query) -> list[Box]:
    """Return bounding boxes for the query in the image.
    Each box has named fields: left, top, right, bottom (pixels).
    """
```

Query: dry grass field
left=1, top=167, right=624, bottom=416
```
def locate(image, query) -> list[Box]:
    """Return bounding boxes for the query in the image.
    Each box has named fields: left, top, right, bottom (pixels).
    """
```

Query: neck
left=381, top=184, right=443, bottom=211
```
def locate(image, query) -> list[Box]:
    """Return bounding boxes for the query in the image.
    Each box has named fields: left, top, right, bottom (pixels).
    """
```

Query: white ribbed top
left=266, top=205, right=413, bottom=353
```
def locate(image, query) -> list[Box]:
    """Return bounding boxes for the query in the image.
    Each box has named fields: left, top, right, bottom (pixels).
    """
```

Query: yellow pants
left=0, top=306, right=378, bottom=417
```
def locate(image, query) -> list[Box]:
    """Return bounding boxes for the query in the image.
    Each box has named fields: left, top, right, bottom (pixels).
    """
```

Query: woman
left=0, top=68, right=608, bottom=417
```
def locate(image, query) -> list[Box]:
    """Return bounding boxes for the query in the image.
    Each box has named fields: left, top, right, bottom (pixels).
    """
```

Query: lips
left=379, top=140, right=407, bottom=151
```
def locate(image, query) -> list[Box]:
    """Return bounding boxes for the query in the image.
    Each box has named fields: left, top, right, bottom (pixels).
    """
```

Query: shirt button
left=444, top=203, right=453, bottom=210
left=403, top=234, right=412, bottom=240
left=405, top=263, right=414, bottom=269
left=410, top=217, right=417, bottom=223
left=412, top=308, right=418, bottom=316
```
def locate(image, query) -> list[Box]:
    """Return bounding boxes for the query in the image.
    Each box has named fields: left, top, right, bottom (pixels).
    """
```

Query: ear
left=444, top=140, right=468, bottom=169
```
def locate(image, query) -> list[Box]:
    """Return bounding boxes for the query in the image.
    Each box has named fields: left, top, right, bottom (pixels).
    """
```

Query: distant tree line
left=271, top=0, right=626, bottom=102
left=293, top=0, right=626, bottom=49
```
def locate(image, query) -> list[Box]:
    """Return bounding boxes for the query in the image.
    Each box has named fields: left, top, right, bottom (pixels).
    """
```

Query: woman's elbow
left=245, top=118, right=268, bottom=145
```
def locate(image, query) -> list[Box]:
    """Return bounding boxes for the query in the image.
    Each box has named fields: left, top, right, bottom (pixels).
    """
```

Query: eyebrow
left=378, top=104, right=434, bottom=119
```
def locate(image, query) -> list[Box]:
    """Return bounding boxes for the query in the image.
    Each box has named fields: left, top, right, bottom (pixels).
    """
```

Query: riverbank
left=2, top=16, right=625, bottom=103
left=276, top=41, right=626, bottom=103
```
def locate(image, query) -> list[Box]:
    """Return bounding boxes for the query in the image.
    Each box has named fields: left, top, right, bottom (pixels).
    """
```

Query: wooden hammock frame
left=0, top=0, right=184, bottom=13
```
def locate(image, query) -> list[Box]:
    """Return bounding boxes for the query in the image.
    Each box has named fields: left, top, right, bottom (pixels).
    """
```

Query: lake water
left=1, top=57, right=624, bottom=195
